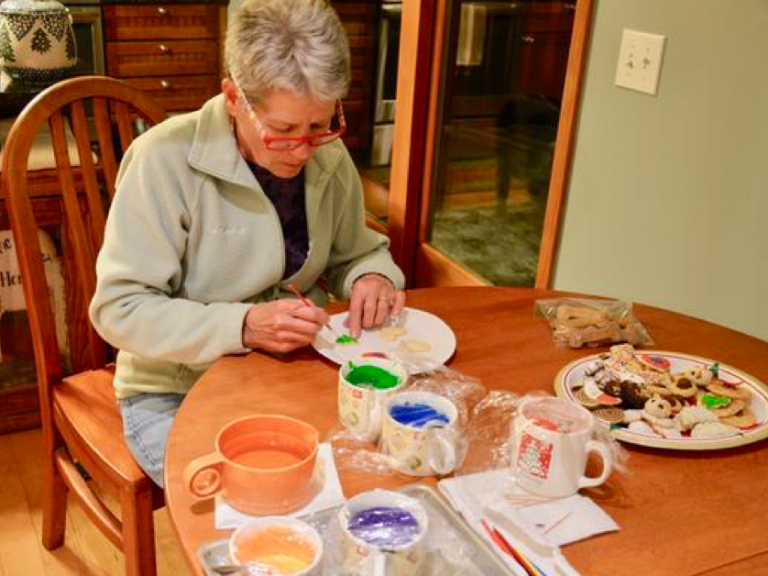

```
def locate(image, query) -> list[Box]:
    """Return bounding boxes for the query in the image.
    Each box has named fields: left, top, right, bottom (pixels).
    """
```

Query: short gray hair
left=225, top=0, right=350, bottom=104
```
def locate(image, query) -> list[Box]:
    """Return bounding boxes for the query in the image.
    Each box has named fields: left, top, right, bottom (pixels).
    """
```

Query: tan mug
left=338, top=358, right=409, bottom=442
left=183, top=414, right=319, bottom=515
left=338, top=489, right=428, bottom=576
left=381, top=391, right=459, bottom=476
left=512, top=396, right=613, bottom=498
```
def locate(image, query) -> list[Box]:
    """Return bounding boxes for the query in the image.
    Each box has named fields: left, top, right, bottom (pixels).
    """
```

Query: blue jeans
left=119, top=393, right=185, bottom=488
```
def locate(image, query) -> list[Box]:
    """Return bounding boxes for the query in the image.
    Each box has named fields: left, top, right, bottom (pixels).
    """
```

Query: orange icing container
left=230, top=517, right=323, bottom=575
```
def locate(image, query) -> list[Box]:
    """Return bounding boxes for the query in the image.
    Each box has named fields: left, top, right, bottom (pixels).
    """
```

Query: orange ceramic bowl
left=184, top=414, right=320, bottom=515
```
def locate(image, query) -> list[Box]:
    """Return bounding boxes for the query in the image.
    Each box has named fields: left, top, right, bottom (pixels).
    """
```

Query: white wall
left=553, top=0, right=768, bottom=342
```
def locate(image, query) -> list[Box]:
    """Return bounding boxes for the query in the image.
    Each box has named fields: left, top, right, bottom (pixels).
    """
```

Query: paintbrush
left=286, top=283, right=351, bottom=344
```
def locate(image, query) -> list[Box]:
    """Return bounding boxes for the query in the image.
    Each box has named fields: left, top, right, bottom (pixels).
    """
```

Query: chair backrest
left=1, top=76, right=167, bottom=424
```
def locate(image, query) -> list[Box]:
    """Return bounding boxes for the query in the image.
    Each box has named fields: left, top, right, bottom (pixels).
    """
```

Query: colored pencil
left=480, top=519, right=549, bottom=576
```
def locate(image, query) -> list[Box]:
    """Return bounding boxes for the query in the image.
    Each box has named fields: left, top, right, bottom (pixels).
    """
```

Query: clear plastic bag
left=331, top=368, right=628, bottom=480
left=330, top=366, right=485, bottom=477
left=457, top=390, right=628, bottom=478
left=456, top=390, right=522, bottom=476
left=535, top=297, right=654, bottom=349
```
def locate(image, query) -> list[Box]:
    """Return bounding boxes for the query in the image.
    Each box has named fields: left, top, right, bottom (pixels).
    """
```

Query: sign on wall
left=0, top=230, right=69, bottom=361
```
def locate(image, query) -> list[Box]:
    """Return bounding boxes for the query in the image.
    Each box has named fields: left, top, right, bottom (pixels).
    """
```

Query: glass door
left=385, top=0, right=594, bottom=288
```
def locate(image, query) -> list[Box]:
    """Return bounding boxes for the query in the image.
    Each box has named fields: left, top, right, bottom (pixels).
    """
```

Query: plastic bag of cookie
left=535, top=297, right=654, bottom=349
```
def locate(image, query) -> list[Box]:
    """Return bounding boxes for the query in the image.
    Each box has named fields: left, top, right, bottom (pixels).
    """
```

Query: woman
left=89, top=0, right=405, bottom=487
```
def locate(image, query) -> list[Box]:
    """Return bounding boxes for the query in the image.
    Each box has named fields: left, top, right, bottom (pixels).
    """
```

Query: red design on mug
left=517, top=432, right=553, bottom=480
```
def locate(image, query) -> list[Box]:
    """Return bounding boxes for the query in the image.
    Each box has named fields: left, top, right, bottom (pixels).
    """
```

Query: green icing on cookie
left=336, top=334, right=358, bottom=344
left=702, top=393, right=730, bottom=409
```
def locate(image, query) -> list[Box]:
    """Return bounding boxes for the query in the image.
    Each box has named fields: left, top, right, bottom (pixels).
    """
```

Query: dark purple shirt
left=248, top=162, right=309, bottom=279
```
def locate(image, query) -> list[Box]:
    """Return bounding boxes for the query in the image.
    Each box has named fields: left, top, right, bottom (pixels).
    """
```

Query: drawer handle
left=158, top=44, right=170, bottom=53
left=521, top=35, right=535, bottom=44
left=160, top=80, right=171, bottom=90
left=157, top=6, right=167, bottom=15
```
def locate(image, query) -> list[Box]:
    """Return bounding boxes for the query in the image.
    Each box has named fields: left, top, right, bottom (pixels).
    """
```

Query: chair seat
left=54, top=368, right=153, bottom=489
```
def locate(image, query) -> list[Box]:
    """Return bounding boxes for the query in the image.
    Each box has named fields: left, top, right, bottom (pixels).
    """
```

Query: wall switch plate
left=615, top=29, right=666, bottom=95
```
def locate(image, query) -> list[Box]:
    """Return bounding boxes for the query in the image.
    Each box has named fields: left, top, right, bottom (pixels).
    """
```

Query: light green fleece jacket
left=89, top=94, right=404, bottom=399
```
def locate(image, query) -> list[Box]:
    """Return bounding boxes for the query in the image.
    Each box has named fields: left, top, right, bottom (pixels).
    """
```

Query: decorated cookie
left=647, top=383, right=674, bottom=397
left=676, top=406, right=717, bottom=432
left=644, top=395, right=672, bottom=419
left=670, top=374, right=698, bottom=398
left=685, top=366, right=714, bottom=387
left=690, top=421, right=740, bottom=439
left=627, top=420, right=656, bottom=435
left=720, top=407, right=757, bottom=429
left=583, top=379, right=622, bottom=406
left=707, top=381, right=751, bottom=401
left=574, top=387, right=600, bottom=409
left=622, top=409, right=644, bottom=423
left=381, top=326, right=407, bottom=342
left=401, top=340, right=431, bottom=353
left=594, top=407, right=624, bottom=425
left=705, top=397, right=746, bottom=418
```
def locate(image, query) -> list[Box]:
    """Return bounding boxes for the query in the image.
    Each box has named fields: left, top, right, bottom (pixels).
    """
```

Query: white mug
left=338, top=489, right=428, bottom=576
left=338, top=358, right=408, bottom=442
left=381, top=391, right=458, bottom=476
left=512, top=396, right=613, bottom=498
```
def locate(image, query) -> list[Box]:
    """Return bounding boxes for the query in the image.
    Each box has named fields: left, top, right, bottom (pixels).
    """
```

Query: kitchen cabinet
left=104, top=3, right=224, bottom=113
left=103, top=1, right=376, bottom=148
left=516, top=1, right=575, bottom=99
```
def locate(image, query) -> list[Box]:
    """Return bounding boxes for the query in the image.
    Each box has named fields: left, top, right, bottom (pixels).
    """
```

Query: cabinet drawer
left=106, top=40, right=219, bottom=77
left=104, top=4, right=219, bottom=41
left=125, top=76, right=219, bottom=112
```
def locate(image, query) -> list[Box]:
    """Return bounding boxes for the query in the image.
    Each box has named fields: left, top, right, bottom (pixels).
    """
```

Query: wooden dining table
left=164, top=286, right=768, bottom=576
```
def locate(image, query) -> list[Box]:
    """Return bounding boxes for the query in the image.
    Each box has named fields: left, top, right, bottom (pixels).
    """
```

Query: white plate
left=312, top=307, right=456, bottom=368
left=554, top=351, right=768, bottom=451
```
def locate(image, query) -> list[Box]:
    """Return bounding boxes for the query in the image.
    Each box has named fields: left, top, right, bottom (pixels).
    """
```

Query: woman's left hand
left=346, top=274, right=406, bottom=338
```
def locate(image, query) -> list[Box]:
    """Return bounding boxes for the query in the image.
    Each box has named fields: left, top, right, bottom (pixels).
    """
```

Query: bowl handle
left=184, top=453, right=224, bottom=498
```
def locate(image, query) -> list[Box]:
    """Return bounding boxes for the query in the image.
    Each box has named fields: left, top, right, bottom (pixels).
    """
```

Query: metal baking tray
left=197, top=483, right=513, bottom=575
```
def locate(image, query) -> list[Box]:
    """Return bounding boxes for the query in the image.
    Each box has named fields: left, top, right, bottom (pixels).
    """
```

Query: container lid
left=0, top=0, right=67, bottom=14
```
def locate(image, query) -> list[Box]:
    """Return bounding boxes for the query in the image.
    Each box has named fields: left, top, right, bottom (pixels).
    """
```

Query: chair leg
left=121, top=488, right=157, bottom=576
left=41, top=455, right=68, bottom=549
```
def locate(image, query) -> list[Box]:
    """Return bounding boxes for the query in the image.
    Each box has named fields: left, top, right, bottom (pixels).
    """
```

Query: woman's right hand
left=242, top=299, right=329, bottom=354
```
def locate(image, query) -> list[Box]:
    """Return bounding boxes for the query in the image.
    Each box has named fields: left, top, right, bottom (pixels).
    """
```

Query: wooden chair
left=1, top=76, right=168, bottom=576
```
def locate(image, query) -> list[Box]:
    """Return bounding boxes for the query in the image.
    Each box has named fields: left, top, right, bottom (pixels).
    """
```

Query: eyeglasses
left=232, top=78, right=346, bottom=151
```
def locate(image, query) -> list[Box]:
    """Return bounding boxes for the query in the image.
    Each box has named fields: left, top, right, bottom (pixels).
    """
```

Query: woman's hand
left=242, top=299, right=329, bottom=354
left=346, top=274, right=406, bottom=338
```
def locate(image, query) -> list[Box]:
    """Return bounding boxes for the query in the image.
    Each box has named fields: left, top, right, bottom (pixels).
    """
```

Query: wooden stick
left=286, top=283, right=345, bottom=342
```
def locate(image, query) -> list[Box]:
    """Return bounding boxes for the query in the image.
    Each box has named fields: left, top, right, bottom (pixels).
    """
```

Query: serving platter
left=554, top=351, right=768, bottom=450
